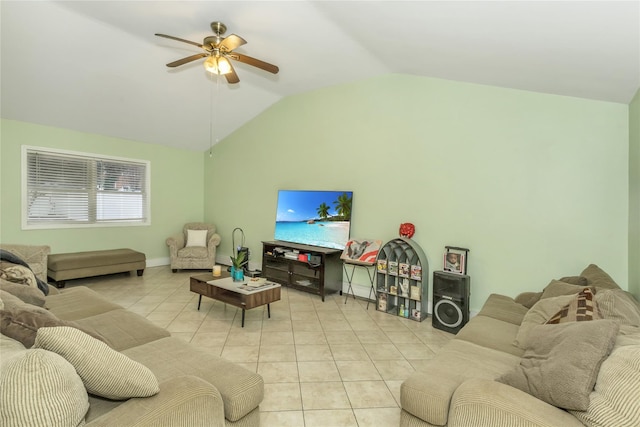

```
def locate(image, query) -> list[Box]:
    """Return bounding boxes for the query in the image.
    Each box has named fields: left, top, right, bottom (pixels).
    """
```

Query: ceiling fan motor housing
left=210, top=21, right=227, bottom=36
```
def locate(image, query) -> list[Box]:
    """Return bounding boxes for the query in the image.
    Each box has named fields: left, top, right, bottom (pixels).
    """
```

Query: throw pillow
left=569, top=345, right=640, bottom=426
left=540, top=279, right=596, bottom=300
left=498, top=319, right=619, bottom=411
left=0, top=289, right=26, bottom=311
left=0, top=348, right=89, bottom=427
left=186, top=229, right=208, bottom=247
left=558, top=275, right=588, bottom=286
left=0, top=261, right=38, bottom=288
left=580, top=264, right=620, bottom=291
left=34, top=326, right=160, bottom=400
left=513, top=293, right=575, bottom=349
left=595, top=289, right=640, bottom=327
left=0, top=304, right=107, bottom=348
left=1, top=304, right=66, bottom=348
left=0, top=278, right=46, bottom=307
left=546, top=288, right=601, bottom=324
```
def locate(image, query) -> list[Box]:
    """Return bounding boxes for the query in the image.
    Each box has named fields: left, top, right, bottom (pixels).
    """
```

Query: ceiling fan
left=155, top=21, right=279, bottom=84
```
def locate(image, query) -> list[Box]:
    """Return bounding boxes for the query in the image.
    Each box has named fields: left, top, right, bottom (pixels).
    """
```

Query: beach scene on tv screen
left=275, top=190, right=353, bottom=250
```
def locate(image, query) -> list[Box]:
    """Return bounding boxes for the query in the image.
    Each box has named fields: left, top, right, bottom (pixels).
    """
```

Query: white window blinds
left=23, top=146, right=150, bottom=228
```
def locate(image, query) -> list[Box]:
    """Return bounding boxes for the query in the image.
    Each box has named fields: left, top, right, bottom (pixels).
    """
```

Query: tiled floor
left=69, top=266, right=453, bottom=427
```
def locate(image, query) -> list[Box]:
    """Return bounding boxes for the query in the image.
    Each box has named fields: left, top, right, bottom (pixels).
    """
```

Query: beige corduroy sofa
left=0, top=244, right=263, bottom=427
left=400, top=264, right=640, bottom=427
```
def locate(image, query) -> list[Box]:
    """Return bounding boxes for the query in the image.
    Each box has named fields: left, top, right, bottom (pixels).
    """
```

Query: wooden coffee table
left=190, top=273, right=281, bottom=327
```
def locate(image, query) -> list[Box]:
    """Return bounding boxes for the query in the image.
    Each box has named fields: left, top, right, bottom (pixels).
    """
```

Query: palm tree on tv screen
left=333, top=192, right=352, bottom=220
left=316, top=203, right=330, bottom=220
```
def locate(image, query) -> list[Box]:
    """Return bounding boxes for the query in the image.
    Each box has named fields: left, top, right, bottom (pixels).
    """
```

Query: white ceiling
left=2, top=1, right=639, bottom=152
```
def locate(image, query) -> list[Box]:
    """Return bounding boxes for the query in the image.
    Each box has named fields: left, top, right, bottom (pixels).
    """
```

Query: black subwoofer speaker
left=432, top=271, right=470, bottom=334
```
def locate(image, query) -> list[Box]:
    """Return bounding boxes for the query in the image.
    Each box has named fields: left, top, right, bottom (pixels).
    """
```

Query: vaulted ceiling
left=2, top=1, right=638, bottom=151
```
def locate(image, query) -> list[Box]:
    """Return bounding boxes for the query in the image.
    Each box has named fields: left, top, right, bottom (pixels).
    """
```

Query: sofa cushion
left=400, top=339, right=520, bottom=425
left=541, top=280, right=595, bottom=300
left=546, top=288, right=601, bottom=324
left=456, top=315, right=524, bottom=357
left=34, top=326, right=159, bottom=400
left=515, top=291, right=543, bottom=309
left=580, top=264, right=621, bottom=291
left=595, top=289, right=640, bottom=327
left=122, top=336, right=264, bottom=422
left=514, top=294, right=575, bottom=348
left=476, top=294, right=529, bottom=325
left=0, top=348, right=89, bottom=427
left=498, top=319, right=619, bottom=411
left=177, top=246, right=209, bottom=259
left=0, top=278, right=46, bottom=307
left=569, top=342, right=640, bottom=426
left=73, top=308, right=170, bottom=351
left=45, top=287, right=123, bottom=320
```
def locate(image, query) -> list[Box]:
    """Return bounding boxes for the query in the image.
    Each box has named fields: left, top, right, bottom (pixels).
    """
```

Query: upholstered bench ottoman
left=47, top=248, right=146, bottom=288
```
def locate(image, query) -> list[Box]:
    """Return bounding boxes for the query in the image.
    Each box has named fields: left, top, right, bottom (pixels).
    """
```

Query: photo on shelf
left=410, top=285, right=421, bottom=300
left=443, top=252, right=465, bottom=274
left=389, top=285, right=398, bottom=295
left=377, top=259, right=387, bottom=273
left=410, top=264, right=422, bottom=280
left=378, top=293, right=387, bottom=311
left=399, top=262, right=410, bottom=278
left=388, top=261, right=398, bottom=276
left=399, top=278, right=409, bottom=297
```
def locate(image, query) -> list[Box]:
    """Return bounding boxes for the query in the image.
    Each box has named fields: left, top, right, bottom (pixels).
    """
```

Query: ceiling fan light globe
left=203, top=56, right=231, bottom=75
left=218, top=57, right=232, bottom=74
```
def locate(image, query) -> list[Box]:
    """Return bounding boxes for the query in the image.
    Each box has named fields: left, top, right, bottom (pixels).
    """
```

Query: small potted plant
left=230, top=251, right=246, bottom=282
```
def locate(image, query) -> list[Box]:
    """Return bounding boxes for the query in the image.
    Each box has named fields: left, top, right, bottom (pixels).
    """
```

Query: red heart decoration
left=399, top=223, right=415, bottom=238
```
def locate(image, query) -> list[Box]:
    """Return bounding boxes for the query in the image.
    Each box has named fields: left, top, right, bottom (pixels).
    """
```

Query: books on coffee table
left=247, top=277, right=267, bottom=287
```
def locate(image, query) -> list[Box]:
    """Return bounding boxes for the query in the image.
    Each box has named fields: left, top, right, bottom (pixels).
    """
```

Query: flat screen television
left=274, top=190, right=353, bottom=250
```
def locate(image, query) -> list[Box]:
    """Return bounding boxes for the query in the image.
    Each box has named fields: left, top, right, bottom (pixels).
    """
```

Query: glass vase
left=231, top=267, right=244, bottom=282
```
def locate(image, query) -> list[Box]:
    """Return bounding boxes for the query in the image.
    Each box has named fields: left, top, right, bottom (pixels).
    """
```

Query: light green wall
left=630, top=89, right=640, bottom=300
left=205, top=74, right=629, bottom=312
left=0, top=119, right=204, bottom=261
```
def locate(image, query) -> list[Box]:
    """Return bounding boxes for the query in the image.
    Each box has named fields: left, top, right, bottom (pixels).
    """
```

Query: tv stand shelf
left=262, top=241, right=343, bottom=301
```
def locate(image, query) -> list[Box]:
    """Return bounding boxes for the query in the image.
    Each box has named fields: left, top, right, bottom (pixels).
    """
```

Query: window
left=22, top=146, right=150, bottom=229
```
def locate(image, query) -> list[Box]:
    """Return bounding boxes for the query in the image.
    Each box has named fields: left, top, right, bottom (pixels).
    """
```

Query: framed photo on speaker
left=443, top=251, right=465, bottom=274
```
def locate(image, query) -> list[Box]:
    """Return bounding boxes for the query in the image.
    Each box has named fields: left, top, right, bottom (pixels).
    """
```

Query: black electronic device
left=231, top=227, right=261, bottom=276
left=432, top=271, right=470, bottom=334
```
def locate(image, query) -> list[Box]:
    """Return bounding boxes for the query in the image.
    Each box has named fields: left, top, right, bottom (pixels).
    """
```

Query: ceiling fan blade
left=155, top=33, right=203, bottom=49
left=230, top=53, right=279, bottom=74
left=225, top=62, right=240, bottom=84
left=218, top=34, right=247, bottom=52
left=166, top=53, right=207, bottom=67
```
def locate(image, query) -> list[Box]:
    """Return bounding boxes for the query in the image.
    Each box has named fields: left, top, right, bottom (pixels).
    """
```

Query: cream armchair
left=166, top=223, right=221, bottom=272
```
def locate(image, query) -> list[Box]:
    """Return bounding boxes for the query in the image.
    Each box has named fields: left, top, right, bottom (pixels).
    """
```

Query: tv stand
left=261, top=241, right=343, bottom=301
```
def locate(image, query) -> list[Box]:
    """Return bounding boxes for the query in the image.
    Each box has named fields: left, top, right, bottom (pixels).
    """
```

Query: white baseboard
left=146, top=257, right=169, bottom=268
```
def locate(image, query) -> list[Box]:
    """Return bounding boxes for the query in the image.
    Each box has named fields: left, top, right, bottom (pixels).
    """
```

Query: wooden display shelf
left=261, top=241, right=343, bottom=301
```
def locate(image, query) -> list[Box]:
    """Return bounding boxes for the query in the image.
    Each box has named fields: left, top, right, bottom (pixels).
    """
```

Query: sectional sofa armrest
left=514, top=291, right=542, bottom=309
left=86, top=376, right=225, bottom=427
left=401, top=371, right=461, bottom=426
left=448, top=378, right=584, bottom=427
left=166, top=233, right=186, bottom=256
